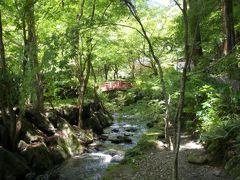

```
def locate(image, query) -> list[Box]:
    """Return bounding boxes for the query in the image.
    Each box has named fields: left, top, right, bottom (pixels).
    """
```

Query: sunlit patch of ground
left=180, top=140, right=203, bottom=151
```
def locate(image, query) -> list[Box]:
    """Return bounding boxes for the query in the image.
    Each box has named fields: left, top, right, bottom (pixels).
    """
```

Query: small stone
left=187, top=152, right=208, bottom=164
left=213, top=170, right=222, bottom=177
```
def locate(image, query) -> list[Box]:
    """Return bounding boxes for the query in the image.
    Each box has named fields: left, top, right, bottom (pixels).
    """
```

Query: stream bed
left=42, top=113, right=146, bottom=180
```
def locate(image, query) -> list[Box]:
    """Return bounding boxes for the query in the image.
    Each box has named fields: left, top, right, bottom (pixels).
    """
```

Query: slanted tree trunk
left=123, top=0, right=172, bottom=149
left=26, top=0, right=44, bottom=112
left=172, top=0, right=190, bottom=179
left=189, top=0, right=203, bottom=66
left=142, top=50, right=158, bottom=75
left=150, top=60, right=158, bottom=75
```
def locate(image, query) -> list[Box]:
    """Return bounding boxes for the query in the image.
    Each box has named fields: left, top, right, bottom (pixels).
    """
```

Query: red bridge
left=100, top=80, right=133, bottom=92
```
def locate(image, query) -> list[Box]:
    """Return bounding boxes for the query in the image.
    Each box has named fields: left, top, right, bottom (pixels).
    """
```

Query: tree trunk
left=223, top=0, right=235, bottom=55
left=78, top=57, right=91, bottom=128
left=26, top=0, right=44, bottom=112
left=123, top=0, right=172, bottom=149
left=0, top=11, right=7, bottom=126
left=113, top=65, right=119, bottom=80
left=22, top=16, right=28, bottom=75
left=104, top=64, right=109, bottom=81
left=75, top=0, right=97, bottom=128
left=222, top=0, right=239, bottom=79
left=172, top=0, right=190, bottom=179
left=0, top=11, right=17, bottom=150
left=150, top=60, right=158, bottom=75
left=189, top=0, right=203, bottom=66
left=131, top=60, right=135, bottom=79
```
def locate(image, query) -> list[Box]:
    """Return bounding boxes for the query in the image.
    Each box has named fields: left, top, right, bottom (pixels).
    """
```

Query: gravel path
left=105, top=136, right=233, bottom=180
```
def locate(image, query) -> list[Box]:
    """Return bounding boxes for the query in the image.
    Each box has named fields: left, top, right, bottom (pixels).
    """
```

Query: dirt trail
left=105, top=136, right=233, bottom=180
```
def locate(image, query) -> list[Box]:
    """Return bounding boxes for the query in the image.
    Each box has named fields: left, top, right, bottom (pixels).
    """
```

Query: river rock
left=18, top=140, right=29, bottom=151
left=112, top=128, right=120, bottom=133
left=187, top=152, right=209, bottom=164
left=124, top=126, right=137, bottom=132
left=0, top=147, right=30, bottom=180
left=73, top=126, right=94, bottom=145
left=109, top=136, right=132, bottom=144
left=20, top=143, right=54, bottom=174
left=99, top=134, right=108, bottom=141
left=111, top=154, right=124, bottom=163
left=124, top=132, right=134, bottom=136
left=47, top=116, right=84, bottom=155
left=48, top=144, right=71, bottom=164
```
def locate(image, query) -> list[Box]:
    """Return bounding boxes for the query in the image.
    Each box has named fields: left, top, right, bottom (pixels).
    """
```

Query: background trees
left=0, top=0, right=239, bottom=178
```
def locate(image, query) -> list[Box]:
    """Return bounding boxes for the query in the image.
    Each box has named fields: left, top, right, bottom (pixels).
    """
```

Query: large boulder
left=20, top=119, right=45, bottom=144
left=25, top=110, right=55, bottom=136
left=0, top=147, right=30, bottom=180
left=83, top=107, right=113, bottom=134
left=72, top=126, right=94, bottom=145
left=19, top=113, right=84, bottom=174
left=62, top=106, right=79, bottom=125
left=47, top=115, right=84, bottom=155
left=20, top=143, right=53, bottom=174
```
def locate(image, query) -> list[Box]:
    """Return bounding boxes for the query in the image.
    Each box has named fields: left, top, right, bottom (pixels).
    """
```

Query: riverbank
left=103, top=128, right=233, bottom=180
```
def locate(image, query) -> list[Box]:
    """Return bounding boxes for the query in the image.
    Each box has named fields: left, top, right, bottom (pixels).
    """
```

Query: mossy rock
left=25, top=110, right=55, bottom=136
left=0, top=147, right=30, bottom=180
left=187, top=152, right=209, bottom=164
left=48, top=116, right=84, bottom=155
left=49, top=145, right=70, bottom=164
left=20, top=119, right=44, bottom=144
left=20, top=143, right=53, bottom=174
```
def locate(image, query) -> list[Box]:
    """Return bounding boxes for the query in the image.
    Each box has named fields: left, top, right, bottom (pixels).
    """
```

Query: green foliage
left=193, top=81, right=240, bottom=167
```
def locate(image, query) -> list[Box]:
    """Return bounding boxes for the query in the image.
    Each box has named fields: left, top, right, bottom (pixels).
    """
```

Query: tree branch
left=173, top=0, right=184, bottom=13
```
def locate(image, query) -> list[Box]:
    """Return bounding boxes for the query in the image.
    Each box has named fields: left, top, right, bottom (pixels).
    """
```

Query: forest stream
left=38, top=113, right=146, bottom=180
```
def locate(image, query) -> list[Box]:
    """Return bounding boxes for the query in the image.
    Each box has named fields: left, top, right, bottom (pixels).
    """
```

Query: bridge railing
left=100, top=80, right=133, bottom=92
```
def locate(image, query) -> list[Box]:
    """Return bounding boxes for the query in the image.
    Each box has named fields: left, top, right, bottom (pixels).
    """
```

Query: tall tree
left=25, top=0, right=44, bottom=112
left=72, top=0, right=96, bottom=128
left=123, top=0, right=173, bottom=149
left=189, top=0, right=203, bottom=65
left=0, top=11, right=7, bottom=125
left=173, top=0, right=191, bottom=179
left=0, top=11, right=17, bottom=150
left=222, top=0, right=235, bottom=55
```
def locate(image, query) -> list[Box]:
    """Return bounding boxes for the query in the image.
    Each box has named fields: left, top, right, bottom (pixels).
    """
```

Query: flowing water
left=41, top=113, right=146, bottom=180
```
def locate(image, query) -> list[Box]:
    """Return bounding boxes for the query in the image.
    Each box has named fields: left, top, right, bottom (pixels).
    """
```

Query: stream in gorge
left=40, top=113, right=146, bottom=180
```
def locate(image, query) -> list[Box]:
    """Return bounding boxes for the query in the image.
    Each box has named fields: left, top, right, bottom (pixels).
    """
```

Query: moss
left=103, top=163, right=137, bottom=180
left=225, top=156, right=240, bottom=178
